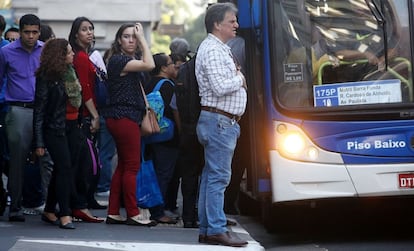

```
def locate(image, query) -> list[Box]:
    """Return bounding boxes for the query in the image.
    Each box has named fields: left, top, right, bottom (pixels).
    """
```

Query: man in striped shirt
left=195, top=2, right=247, bottom=247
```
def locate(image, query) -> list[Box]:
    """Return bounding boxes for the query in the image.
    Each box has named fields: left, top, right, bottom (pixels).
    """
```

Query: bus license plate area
left=398, top=173, right=414, bottom=188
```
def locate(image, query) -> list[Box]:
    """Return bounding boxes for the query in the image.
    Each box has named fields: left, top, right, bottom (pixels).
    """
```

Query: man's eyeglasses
left=6, top=38, right=17, bottom=42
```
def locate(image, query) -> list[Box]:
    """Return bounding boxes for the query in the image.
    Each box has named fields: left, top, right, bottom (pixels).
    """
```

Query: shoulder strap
left=140, top=83, right=150, bottom=107
left=153, top=78, right=175, bottom=92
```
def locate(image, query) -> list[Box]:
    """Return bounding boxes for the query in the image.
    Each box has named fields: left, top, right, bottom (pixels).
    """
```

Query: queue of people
left=0, top=0, right=249, bottom=247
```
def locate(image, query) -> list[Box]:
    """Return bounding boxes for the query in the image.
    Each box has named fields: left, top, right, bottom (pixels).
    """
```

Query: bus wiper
left=364, top=0, right=388, bottom=71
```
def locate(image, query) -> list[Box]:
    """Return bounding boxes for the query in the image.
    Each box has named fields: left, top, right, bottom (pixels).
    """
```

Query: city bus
left=235, top=0, right=414, bottom=228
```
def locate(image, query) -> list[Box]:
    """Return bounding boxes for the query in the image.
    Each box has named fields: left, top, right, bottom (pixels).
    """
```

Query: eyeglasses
left=7, top=38, right=17, bottom=42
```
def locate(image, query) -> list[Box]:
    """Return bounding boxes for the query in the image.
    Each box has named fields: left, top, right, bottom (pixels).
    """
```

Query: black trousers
left=43, top=130, right=74, bottom=217
left=70, top=119, right=95, bottom=209
left=176, top=131, right=203, bottom=222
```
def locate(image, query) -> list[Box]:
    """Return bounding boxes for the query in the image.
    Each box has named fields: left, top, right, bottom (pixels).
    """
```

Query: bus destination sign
left=313, top=79, right=402, bottom=107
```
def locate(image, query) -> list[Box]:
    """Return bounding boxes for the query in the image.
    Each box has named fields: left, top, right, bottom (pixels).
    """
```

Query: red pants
left=106, top=118, right=140, bottom=217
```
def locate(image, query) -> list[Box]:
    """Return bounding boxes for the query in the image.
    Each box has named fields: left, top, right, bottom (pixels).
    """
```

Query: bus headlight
left=281, top=132, right=305, bottom=155
left=274, top=122, right=343, bottom=163
left=275, top=123, right=320, bottom=161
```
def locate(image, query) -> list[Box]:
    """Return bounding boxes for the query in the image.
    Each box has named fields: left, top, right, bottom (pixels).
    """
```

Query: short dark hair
left=150, top=53, right=169, bottom=76
left=19, top=14, right=41, bottom=31
left=205, top=2, right=238, bottom=33
left=170, top=53, right=186, bottom=64
left=0, top=15, right=6, bottom=32
left=39, top=23, right=55, bottom=42
left=5, top=27, right=19, bottom=41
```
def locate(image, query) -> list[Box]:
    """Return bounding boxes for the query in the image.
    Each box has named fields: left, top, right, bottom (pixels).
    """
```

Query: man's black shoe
left=9, top=214, right=25, bottom=222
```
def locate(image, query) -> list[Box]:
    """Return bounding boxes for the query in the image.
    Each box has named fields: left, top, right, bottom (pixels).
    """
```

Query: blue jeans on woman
left=97, top=116, right=115, bottom=193
left=196, top=110, right=240, bottom=236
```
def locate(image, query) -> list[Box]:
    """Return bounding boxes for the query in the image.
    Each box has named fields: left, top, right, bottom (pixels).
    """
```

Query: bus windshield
left=274, top=0, right=412, bottom=110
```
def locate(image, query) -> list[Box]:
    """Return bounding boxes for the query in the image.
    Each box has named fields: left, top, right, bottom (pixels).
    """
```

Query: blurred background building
left=0, top=0, right=209, bottom=54
left=2, top=0, right=162, bottom=51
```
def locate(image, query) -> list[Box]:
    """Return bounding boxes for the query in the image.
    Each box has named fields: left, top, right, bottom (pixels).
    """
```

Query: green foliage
left=181, top=13, right=206, bottom=52
left=151, top=0, right=209, bottom=54
left=151, top=32, right=171, bottom=54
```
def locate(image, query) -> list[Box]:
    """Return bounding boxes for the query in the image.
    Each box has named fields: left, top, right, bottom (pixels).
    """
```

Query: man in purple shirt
left=0, top=14, right=43, bottom=222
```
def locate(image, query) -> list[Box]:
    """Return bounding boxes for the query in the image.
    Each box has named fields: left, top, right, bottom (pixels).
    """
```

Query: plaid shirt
left=195, top=34, right=247, bottom=116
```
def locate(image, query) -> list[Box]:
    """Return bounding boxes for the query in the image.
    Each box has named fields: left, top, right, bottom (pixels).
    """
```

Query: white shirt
left=89, top=50, right=107, bottom=74
left=195, top=34, right=247, bottom=116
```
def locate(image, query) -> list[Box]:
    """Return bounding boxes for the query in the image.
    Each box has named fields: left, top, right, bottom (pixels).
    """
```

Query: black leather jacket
left=33, top=76, right=69, bottom=148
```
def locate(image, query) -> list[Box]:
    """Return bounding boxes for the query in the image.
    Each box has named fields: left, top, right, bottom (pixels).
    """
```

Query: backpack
left=142, top=79, right=175, bottom=144
left=89, top=49, right=109, bottom=108
left=175, top=54, right=200, bottom=133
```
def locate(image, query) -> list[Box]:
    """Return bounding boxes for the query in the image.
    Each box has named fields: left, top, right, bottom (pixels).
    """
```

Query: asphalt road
left=237, top=197, right=414, bottom=251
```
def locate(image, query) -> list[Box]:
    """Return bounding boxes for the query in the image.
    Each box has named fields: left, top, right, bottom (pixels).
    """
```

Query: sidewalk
left=1, top=193, right=265, bottom=251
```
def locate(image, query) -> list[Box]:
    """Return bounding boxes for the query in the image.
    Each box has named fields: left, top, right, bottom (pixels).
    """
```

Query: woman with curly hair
left=33, top=38, right=81, bottom=229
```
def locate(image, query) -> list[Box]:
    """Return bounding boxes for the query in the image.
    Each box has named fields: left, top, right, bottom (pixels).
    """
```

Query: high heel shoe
left=72, top=209, right=104, bottom=223
left=41, top=214, right=60, bottom=226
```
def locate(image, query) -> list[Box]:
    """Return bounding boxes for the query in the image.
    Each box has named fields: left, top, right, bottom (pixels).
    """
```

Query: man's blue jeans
left=196, top=110, right=240, bottom=236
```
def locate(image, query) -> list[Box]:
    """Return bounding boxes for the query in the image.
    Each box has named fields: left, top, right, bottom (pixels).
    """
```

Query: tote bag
left=136, top=144, right=164, bottom=208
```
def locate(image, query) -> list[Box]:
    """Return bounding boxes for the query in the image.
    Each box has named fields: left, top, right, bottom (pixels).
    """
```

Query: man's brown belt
left=201, top=106, right=241, bottom=122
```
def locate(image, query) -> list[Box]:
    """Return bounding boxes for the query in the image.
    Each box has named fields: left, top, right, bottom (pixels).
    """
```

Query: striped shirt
left=195, top=34, right=247, bottom=116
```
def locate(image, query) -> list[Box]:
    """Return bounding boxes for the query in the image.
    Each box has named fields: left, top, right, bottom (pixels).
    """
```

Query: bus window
left=276, top=0, right=412, bottom=108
